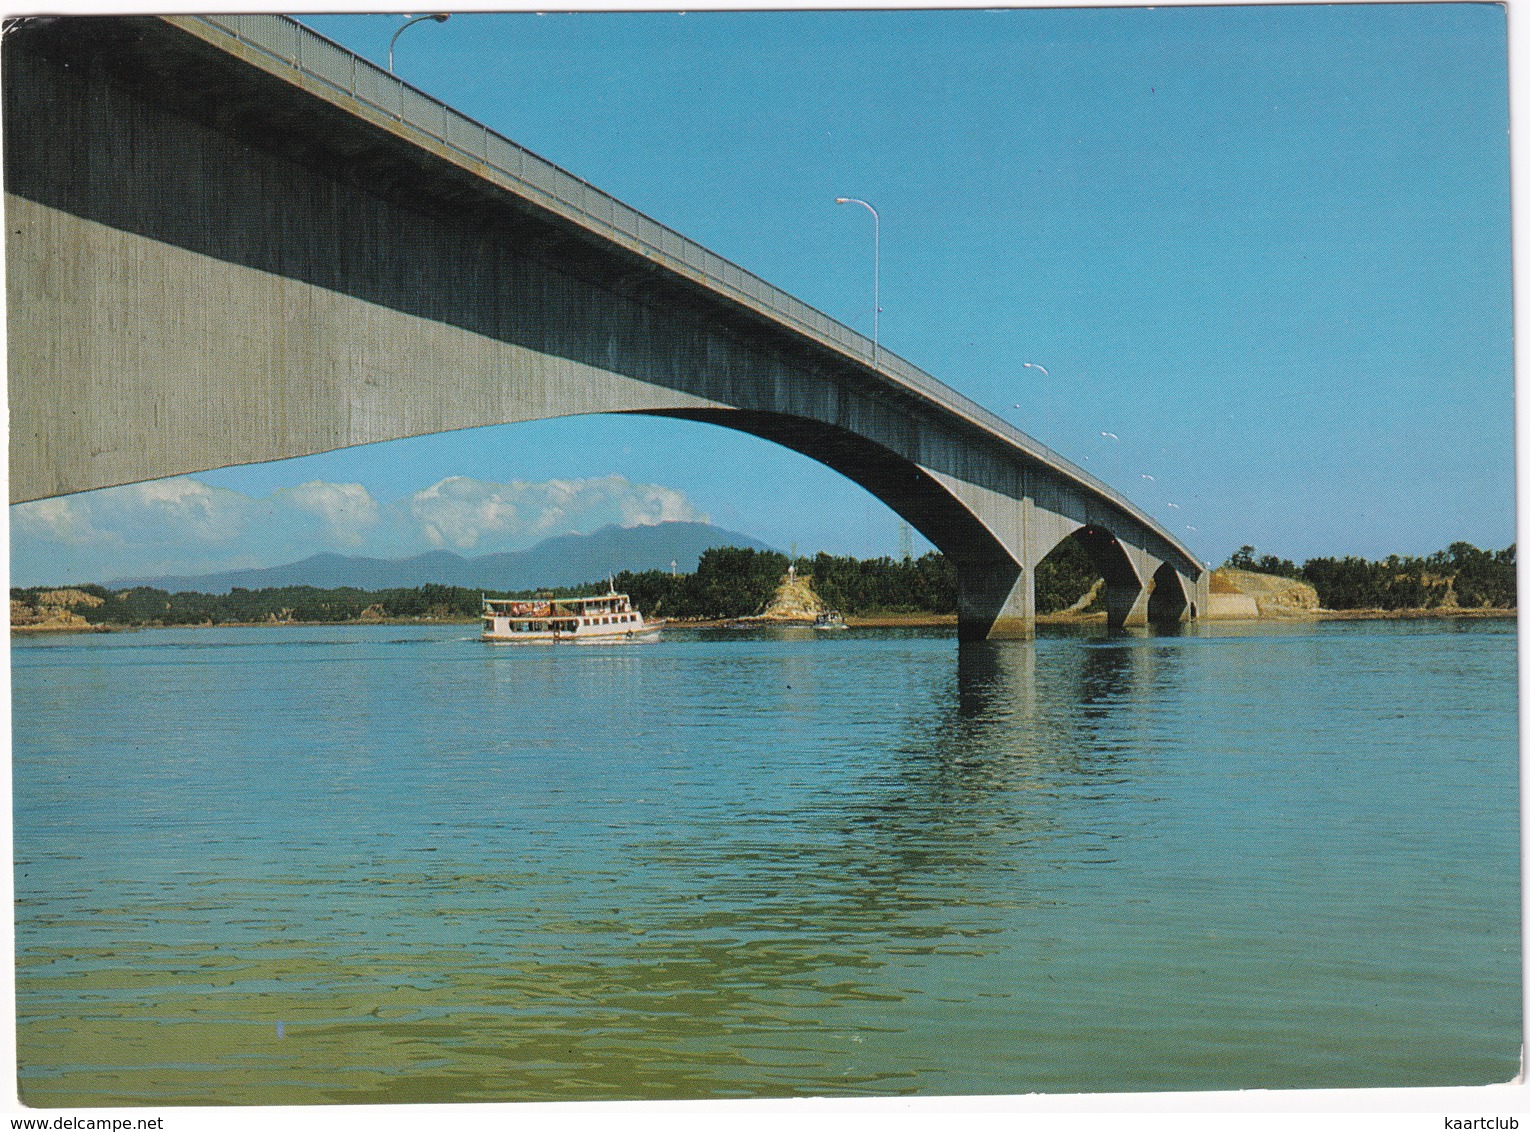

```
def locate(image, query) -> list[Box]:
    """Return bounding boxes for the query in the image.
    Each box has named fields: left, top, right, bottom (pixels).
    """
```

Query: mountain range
left=104, top=521, right=776, bottom=594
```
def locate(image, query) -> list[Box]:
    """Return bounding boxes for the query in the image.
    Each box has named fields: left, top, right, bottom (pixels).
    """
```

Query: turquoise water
left=11, top=619, right=1521, bottom=1104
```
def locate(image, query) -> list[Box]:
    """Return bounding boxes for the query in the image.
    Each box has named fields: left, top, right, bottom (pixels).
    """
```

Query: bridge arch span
left=633, top=407, right=1028, bottom=633
left=1148, top=562, right=1193, bottom=625
left=1031, top=522, right=1198, bottom=630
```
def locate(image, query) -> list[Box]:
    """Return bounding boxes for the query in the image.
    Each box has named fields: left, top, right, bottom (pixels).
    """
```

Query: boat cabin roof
left=484, top=593, right=631, bottom=613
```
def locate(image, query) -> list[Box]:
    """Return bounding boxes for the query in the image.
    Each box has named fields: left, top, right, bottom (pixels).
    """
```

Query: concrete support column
left=1104, top=577, right=1151, bottom=629
left=957, top=559, right=1033, bottom=641
left=1187, top=569, right=1211, bottom=622
left=1108, top=561, right=1210, bottom=629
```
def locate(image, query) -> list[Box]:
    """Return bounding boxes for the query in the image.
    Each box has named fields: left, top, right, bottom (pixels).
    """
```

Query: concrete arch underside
left=4, top=14, right=1207, bottom=640
left=637, top=409, right=1198, bottom=635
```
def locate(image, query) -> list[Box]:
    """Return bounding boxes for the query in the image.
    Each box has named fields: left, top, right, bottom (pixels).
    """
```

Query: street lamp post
left=389, top=13, right=449, bottom=74
left=834, top=197, right=880, bottom=370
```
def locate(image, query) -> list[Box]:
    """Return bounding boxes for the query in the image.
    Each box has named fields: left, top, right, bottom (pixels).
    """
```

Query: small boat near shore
left=813, top=610, right=848, bottom=631
left=481, top=589, right=659, bottom=643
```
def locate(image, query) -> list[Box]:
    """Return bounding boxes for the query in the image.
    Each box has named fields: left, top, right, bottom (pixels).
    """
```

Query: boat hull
left=481, top=624, right=661, bottom=644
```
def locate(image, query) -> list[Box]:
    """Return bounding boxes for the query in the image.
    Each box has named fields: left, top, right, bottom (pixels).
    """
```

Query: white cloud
left=10, top=473, right=709, bottom=585
left=274, top=481, right=381, bottom=547
left=405, top=476, right=521, bottom=550
left=11, top=496, right=121, bottom=547
left=12, top=477, right=251, bottom=552
left=123, top=477, right=250, bottom=544
left=617, top=481, right=704, bottom=527
left=402, top=475, right=706, bottom=553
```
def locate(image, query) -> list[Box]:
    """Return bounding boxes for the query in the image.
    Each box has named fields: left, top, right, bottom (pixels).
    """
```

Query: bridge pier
left=1104, top=551, right=1206, bottom=630
left=956, top=560, right=1033, bottom=641
left=1104, top=578, right=1152, bottom=629
left=951, top=530, right=1210, bottom=638
left=956, top=553, right=1207, bottom=638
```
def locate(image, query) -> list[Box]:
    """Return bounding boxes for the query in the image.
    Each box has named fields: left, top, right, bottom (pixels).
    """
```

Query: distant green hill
left=102, top=522, right=775, bottom=594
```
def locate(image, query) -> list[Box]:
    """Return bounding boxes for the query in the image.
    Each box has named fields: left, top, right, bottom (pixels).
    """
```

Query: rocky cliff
left=12, top=588, right=107, bottom=631
left=748, top=571, right=828, bottom=622
left=1207, top=569, right=1319, bottom=619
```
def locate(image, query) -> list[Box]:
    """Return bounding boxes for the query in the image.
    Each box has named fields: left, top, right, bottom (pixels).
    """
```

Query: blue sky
left=10, top=4, right=1515, bottom=585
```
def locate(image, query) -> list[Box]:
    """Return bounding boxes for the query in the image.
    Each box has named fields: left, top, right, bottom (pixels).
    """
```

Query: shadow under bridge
left=4, top=13, right=1208, bottom=639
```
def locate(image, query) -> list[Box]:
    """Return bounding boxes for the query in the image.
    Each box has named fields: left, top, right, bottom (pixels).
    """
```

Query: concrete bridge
left=5, top=14, right=1208, bottom=639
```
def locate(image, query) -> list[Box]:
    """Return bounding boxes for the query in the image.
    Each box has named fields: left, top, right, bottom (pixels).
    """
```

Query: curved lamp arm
left=389, top=13, right=449, bottom=73
left=834, top=197, right=880, bottom=369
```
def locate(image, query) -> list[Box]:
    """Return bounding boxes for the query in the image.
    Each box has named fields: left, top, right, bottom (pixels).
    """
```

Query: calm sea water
left=12, top=619, right=1522, bottom=1105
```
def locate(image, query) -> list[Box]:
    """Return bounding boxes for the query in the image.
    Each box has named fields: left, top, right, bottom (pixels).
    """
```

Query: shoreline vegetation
left=12, top=541, right=1515, bottom=634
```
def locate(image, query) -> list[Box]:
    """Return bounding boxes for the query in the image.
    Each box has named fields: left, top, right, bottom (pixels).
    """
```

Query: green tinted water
left=12, top=620, right=1520, bottom=1104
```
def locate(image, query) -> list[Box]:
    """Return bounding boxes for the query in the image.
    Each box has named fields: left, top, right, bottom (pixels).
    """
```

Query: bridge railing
left=180, top=13, right=1196, bottom=567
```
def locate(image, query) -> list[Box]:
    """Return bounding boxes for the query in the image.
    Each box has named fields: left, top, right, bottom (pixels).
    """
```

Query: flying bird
left=1167, top=502, right=1180, bottom=509
left=1186, top=525, right=1198, bottom=532
left=1140, top=473, right=1155, bottom=481
left=1101, top=431, right=1119, bottom=440
left=1022, top=362, right=1050, bottom=376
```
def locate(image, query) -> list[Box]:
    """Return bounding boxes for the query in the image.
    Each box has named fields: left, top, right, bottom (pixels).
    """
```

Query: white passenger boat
left=813, top=610, right=848, bottom=631
left=480, top=589, right=657, bottom=643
